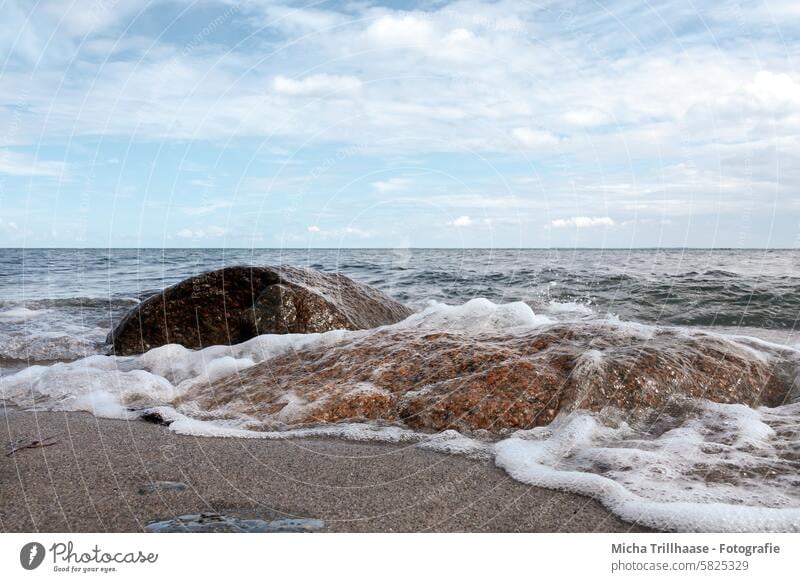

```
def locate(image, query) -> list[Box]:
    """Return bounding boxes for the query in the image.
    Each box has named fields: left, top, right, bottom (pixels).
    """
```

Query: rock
left=137, top=409, right=174, bottom=426
left=108, top=266, right=412, bottom=355
left=138, top=481, right=189, bottom=494
left=178, top=322, right=794, bottom=435
left=144, top=513, right=325, bottom=533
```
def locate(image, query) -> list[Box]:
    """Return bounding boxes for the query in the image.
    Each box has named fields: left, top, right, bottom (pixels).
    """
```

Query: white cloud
left=562, top=109, right=610, bottom=127
left=261, top=4, right=345, bottom=33
left=343, top=226, right=375, bottom=238
left=180, top=200, right=233, bottom=216
left=365, top=15, right=435, bottom=48
left=550, top=216, right=615, bottom=229
left=39, top=0, right=148, bottom=37
left=189, top=178, right=217, bottom=189
left=303, top=225, right=375, bottom=238
left=449, top=215, right=473, bottom=227
left=176, top=226, right=227, bottom=239
left=0, top=217, right=19, bottom=232
left=363, top=14, right=485, bottom=63
left=743, top=70, right=800, bottom=112
left=1, top=0, right=151, bottom=62
left=273, top=74, right=362, bottom=97
left=417, top=193, right=541, bottom=209
left=0, top=151, right=67, bottom=177
left=372, top=178, right=410, bottom=192
left=512, top=127, right=559, bottom=148
left=4, top=4, right=797, bottom=167
left=2, top=1, right=797, bottom=161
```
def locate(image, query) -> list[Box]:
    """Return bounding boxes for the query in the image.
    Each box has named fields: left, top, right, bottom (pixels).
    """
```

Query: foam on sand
left=494, top=401, right=800, bottom=532
left=2, top=355, right=177, bottom=418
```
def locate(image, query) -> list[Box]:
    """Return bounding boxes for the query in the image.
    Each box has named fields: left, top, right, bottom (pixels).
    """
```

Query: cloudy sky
left=1, top=0, right=799, bottom=248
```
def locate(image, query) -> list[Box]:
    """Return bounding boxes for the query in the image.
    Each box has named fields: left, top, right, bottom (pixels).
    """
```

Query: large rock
left=108, top=266, right=413, bottom=355
left=177, top=322, right=794, bottom=434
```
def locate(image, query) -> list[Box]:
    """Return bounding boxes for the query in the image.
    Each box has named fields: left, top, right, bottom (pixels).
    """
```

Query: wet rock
left=138, top=481, right=189, bottom=495
left=108, top=266, right=412, bottom=355
left=137, top=409, right=174, bottom=426
left=179, top=322, right=794, bottom=434
left=240, top=283, right=352, bottom=335
left=144, top=512, right=325, bottom=533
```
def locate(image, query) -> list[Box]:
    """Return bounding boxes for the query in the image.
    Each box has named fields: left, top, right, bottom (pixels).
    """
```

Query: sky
left=1, top=0, right=799, bottom=248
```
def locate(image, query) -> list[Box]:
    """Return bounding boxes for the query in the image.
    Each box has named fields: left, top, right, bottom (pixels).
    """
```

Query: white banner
left=1, top=533, right=798, bottom=581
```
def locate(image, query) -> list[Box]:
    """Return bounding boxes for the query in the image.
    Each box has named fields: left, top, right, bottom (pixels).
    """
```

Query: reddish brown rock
left=178, top=323, right=793, bottom=434
left=108, top=266, right=412, bottom=355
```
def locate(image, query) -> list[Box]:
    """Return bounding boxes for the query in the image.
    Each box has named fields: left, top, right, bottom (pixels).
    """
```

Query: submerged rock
left=108, top=266, right=412, bottom=355
left=178, top=322, right=795, bottom=434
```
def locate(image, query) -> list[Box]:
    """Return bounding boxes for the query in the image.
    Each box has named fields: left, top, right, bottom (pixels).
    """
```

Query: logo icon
left=20, top=542, right=46, bottom=570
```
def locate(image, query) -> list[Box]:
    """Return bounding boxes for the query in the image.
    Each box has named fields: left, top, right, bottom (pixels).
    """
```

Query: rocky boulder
left=108, top=266, right=413, bottom=355
left=177, top=322, right=794, bottom=434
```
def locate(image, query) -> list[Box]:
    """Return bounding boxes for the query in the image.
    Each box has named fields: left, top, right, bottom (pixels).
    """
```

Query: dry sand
left=1, top=410, right=652, bottom=533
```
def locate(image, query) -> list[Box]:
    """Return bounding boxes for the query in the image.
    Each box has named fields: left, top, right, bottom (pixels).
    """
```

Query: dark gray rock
left=107, top=266, right=412, bottom=355
left=144, top=513, right=325, bottom=533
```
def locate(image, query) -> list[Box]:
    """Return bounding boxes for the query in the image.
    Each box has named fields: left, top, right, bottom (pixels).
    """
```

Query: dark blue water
left=1, top=248, right=799, bottom=364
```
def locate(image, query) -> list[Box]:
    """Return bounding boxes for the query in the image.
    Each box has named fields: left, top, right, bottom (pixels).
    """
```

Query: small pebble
left=138, top=481, right=189, bottom=495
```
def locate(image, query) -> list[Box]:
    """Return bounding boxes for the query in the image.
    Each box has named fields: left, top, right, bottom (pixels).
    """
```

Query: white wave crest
left=0, top=307, right=50, bottom=319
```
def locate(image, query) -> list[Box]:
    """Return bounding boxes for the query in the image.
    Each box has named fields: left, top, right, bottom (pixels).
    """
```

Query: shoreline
left=1, top=410, right=652, bottom=533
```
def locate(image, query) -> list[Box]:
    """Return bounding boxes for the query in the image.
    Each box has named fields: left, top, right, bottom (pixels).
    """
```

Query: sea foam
left=0, top=307, right=50, bottom=319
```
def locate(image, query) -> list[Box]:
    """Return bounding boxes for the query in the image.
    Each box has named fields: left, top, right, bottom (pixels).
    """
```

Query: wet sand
left=1, top=410, right=652, bottom=533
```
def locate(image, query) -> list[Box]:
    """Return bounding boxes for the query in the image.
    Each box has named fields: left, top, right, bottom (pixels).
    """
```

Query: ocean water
left=1, top=248, right=798, bottom=366
left=2, top=248, right=800, bottom=532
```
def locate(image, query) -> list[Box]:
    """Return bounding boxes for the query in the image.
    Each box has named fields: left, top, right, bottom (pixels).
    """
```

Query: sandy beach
left=1, top=410, right=651, bottom=533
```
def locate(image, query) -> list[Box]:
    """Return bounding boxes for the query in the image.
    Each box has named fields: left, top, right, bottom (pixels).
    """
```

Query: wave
left=0, top=332, right=107, bottom=363
left=0, top=297, right=139, bottom=364
left=2, top=298, right=800, bottom=532
left=0, top=297, right=140, bottom=310
left=0, top=307, right=50, bottom=319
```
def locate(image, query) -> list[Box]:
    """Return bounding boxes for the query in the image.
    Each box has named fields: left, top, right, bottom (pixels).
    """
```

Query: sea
left=2, top=248, right=800, bottom=532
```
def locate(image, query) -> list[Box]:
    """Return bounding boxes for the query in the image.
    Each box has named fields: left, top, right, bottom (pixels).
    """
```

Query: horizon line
left=1, top=247, right=798, bottom=251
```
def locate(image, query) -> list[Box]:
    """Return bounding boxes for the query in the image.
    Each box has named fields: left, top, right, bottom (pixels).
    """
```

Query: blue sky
left=1, top=0, right=799, bottom=248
